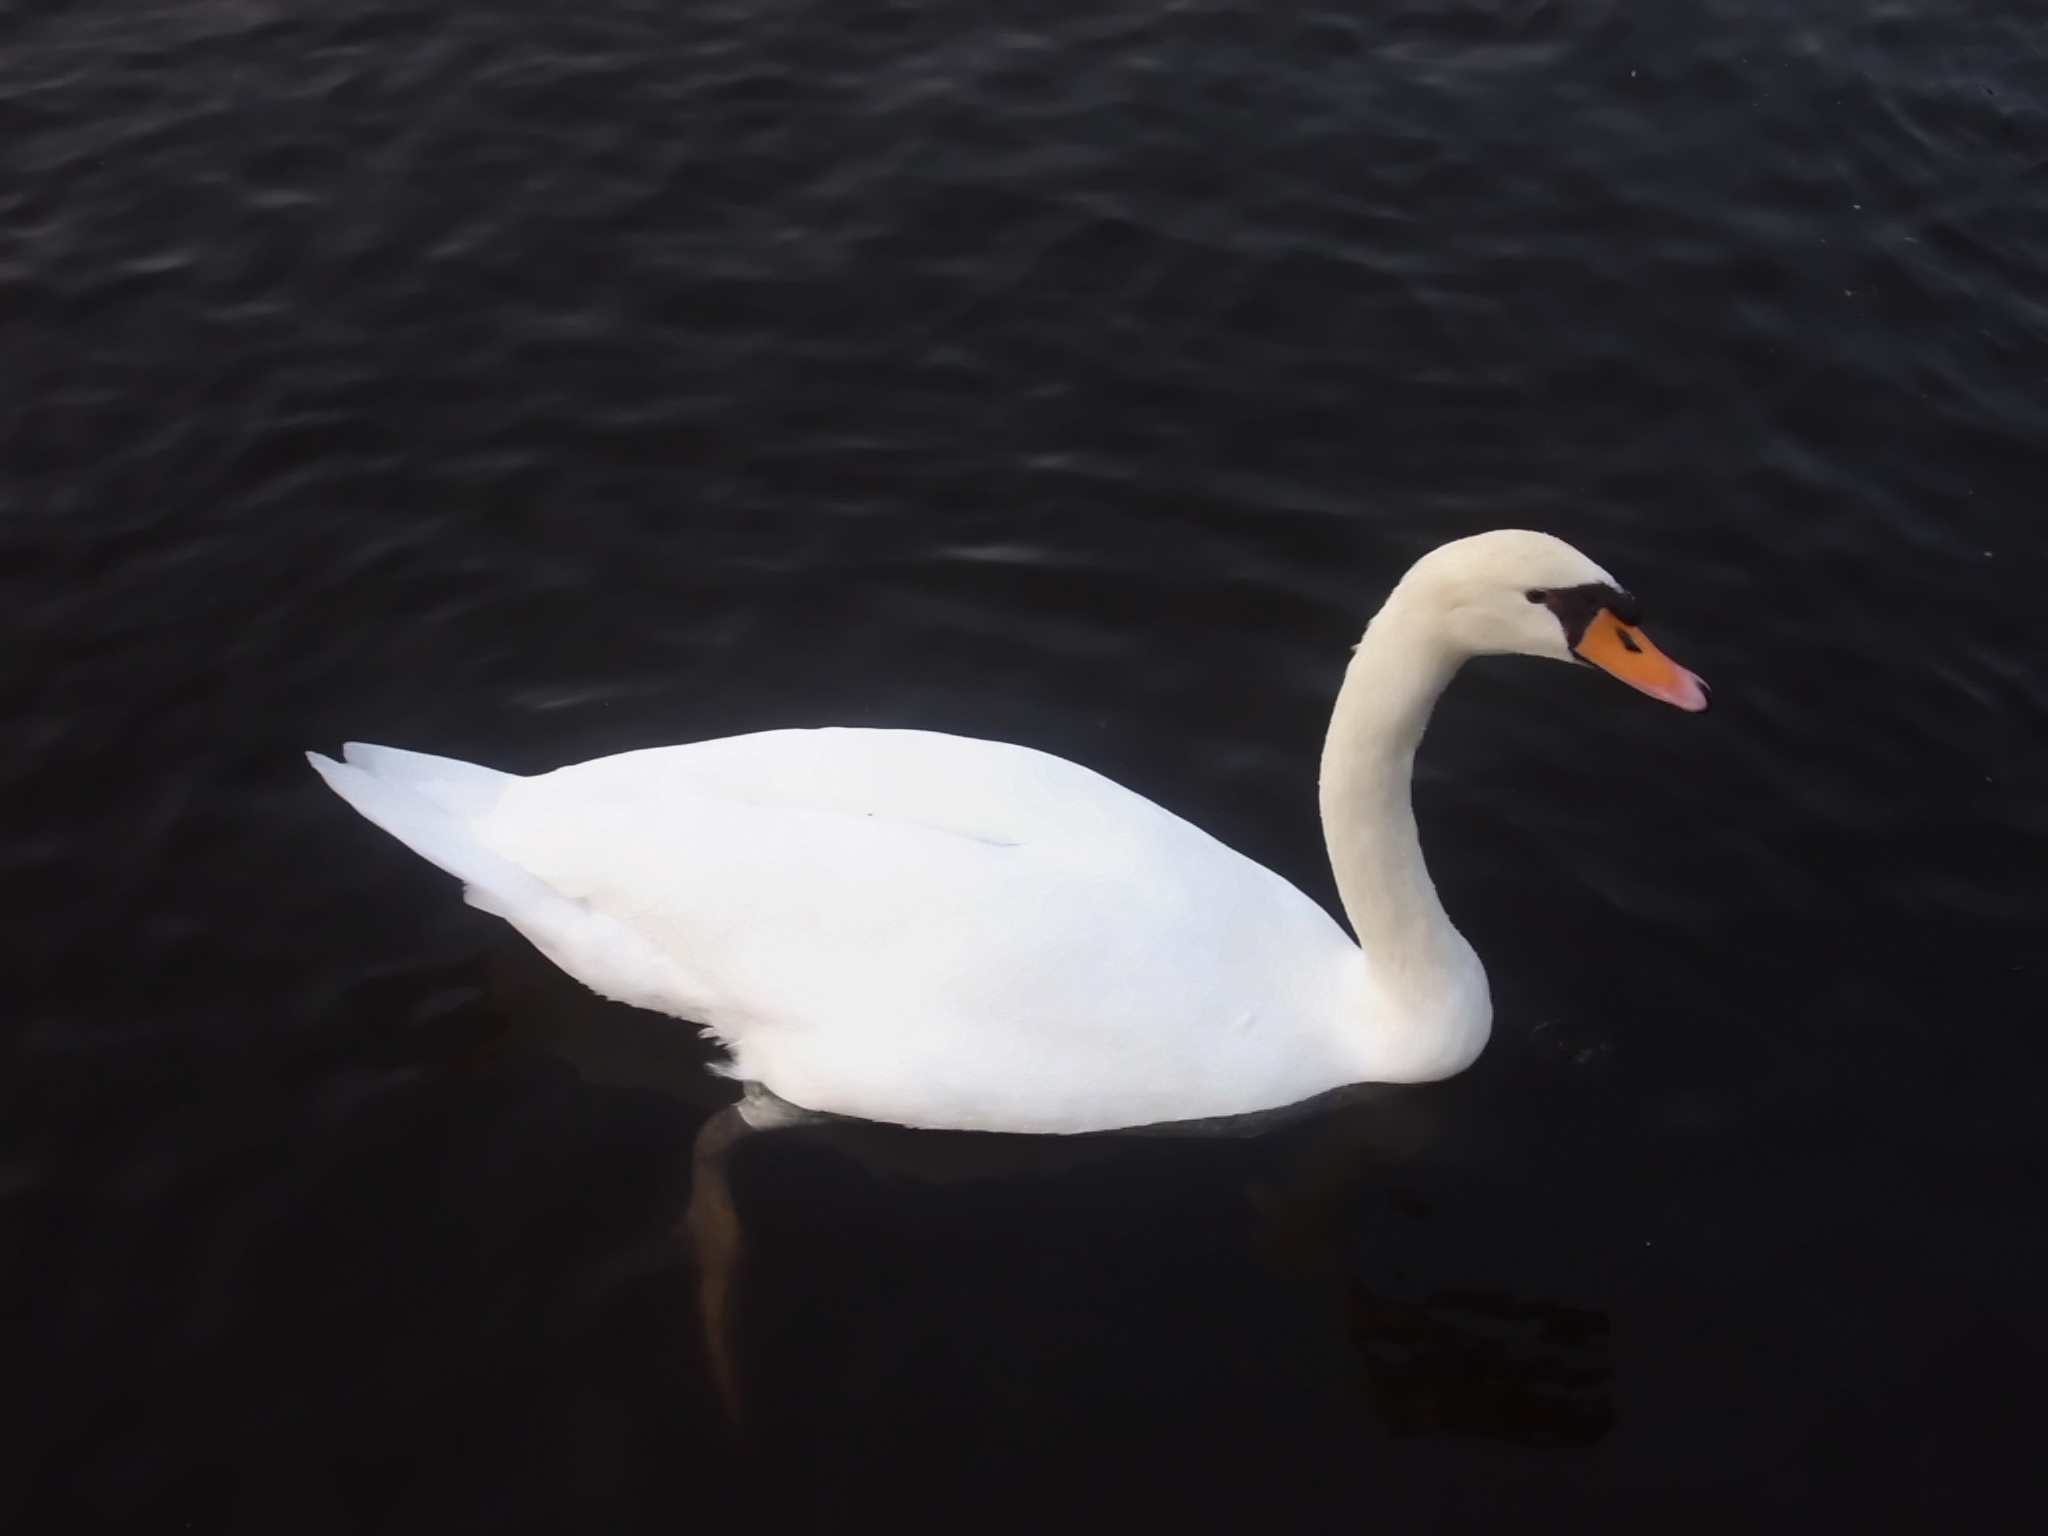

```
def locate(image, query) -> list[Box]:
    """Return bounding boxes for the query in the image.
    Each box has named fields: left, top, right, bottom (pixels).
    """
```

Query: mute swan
left=310, top=530, right=1707, bottom=1134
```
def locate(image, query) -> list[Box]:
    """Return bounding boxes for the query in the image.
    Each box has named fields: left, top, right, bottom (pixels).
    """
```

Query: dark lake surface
left=7, top=1, right=2046, bottom=1529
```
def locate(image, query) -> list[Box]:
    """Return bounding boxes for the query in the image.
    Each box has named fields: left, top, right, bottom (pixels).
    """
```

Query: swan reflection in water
left=679, top=1081, right=1612, bottom=1448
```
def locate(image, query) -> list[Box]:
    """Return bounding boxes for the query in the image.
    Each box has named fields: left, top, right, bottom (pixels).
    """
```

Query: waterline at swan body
left=309, top=530, right=1708, bottom=1134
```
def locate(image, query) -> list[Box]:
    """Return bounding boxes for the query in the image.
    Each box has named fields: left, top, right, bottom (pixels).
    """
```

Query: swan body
left=311, top=531, right=1707, bottom=1134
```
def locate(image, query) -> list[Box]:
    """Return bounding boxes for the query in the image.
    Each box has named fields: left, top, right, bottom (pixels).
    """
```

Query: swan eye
left=1525, top=589, right=1547, bottom=603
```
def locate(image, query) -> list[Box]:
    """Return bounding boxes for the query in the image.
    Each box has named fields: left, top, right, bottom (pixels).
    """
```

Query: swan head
left=1398, top=529, right=1710, bottom=711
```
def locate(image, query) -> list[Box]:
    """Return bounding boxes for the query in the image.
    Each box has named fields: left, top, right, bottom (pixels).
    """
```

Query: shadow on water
left=679, top=1081, right=1615, bottom=1453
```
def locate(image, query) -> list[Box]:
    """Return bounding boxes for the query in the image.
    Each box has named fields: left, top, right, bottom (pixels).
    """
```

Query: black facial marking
left=1540, top=583, right=1643, bottom=650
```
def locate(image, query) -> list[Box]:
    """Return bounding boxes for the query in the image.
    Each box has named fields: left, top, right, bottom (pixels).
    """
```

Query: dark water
left=7, top=1, right=2046, bottom=1528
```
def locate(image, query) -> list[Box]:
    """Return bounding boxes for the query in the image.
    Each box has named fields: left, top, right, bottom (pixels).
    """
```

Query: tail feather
left=339, top=741, right=514, bottom=818
left=307, top=750, right=556, bottom=914
left=308, top=746, right=708, bottom=1022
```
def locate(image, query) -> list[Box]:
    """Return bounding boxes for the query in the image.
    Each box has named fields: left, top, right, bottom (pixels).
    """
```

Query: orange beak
left=1573, top=609, right=1710, bottom=712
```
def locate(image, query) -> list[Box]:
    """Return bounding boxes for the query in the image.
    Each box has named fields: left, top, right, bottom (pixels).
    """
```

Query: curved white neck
left=1317, top=587, right=1489, bottom=1077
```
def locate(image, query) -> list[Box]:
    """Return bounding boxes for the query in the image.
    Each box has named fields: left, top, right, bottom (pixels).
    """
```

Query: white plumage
left=311, top=531, right=1706, bottom=1134
left=311, top=729, right=1364, bottom=1132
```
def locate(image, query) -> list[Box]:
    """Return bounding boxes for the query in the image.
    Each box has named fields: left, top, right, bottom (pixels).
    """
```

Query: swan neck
left=1318, top=591, right=1482, bottom=1065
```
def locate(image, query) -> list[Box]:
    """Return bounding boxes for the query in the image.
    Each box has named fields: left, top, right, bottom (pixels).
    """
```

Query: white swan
left=310, top=530, right=1707, bottom=1134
